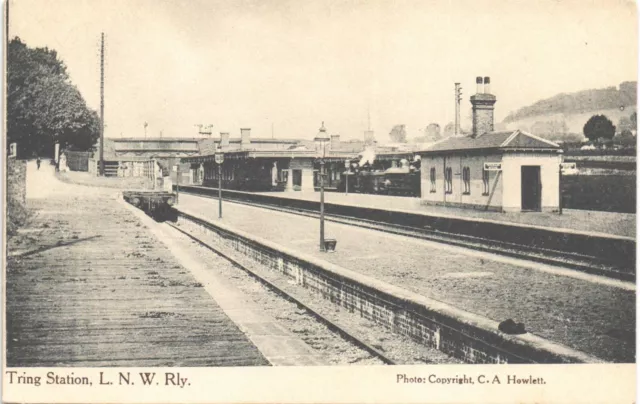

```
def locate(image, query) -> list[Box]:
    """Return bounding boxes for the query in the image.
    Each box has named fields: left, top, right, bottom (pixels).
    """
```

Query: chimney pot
left=476, top=76, right=483, bottom=94
left=484, top=76, right=491, bottom=94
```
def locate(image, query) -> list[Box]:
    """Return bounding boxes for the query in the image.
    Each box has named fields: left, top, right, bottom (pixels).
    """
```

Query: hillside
left=504, top=81, right=637, bottom=123
left=503, top=106, right=637, bottom=140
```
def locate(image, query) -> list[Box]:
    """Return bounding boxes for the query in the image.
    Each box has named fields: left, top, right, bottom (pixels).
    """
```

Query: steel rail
left=166, top=221, right=398, bottom=365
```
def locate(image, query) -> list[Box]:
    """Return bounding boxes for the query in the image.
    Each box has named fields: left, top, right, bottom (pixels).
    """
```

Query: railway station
left=6, top=149, right=635, bottom=366
left=6, top=71, right=636, bottom=368
left=5, top=2, right=637, bottom=402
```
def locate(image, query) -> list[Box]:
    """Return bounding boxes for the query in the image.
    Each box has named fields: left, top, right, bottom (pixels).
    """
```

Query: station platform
left=175, top=194, right=636, bottom=363
left=254, top=191, right=635, bottom=239
left=6, top=163, right=269, bottom=366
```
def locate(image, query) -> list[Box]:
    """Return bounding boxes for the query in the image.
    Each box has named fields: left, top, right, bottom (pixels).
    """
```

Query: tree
left=7, top=38, right=100, bottom=158
left=389, top=124, right=407, bottom=143
left=614, top=129, right=636, bottom=147
left=583, top=114, right=616, bottom=143
left=618, top=116, right=633, bottom=132
left=443, top=122, right=455, bottom=137
left=424, top=123, right=441, bottom=142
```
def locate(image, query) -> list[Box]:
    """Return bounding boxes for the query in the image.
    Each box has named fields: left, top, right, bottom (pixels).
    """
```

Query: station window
left=429, top=167, right=436, bottom=193
left=445, top=167, right=453, bottom=194
left=482, top=169, right=489, bottom=195
left=462, top=167, right=471, bottom=195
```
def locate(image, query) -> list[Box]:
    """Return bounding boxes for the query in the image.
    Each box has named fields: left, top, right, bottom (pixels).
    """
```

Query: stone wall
left=6, top=157, right=28, bottom=235
left=176, top=208, right=602, bottom=364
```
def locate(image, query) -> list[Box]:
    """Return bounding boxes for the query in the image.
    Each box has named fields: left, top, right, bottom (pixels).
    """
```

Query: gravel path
left=177, top=194, right=636, bottom=363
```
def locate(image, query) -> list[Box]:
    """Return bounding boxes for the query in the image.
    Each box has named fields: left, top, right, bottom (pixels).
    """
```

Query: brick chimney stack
left=240, top=128, right=251, bottom=149
left=470, top=76, right=496, bottom=137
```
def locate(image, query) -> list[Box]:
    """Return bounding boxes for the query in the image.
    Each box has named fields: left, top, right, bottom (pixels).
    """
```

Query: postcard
left=3, top=0, right=637, bottom=403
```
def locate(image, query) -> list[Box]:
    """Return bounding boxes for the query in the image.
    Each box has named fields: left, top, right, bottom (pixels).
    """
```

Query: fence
left=65, top=151, right=92, bottom=171
left=88, top=159, right=155, bottom=178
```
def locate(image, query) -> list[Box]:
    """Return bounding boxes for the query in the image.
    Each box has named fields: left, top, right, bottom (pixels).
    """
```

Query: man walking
left=36, top=157, right=41, bottom=170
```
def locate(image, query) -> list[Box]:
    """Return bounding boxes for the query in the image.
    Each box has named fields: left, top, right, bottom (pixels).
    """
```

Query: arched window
left=462, top=167, right=471, bottom=194
left=482, top=168, right=490, bottom=195
left=445, top=167, right=453, bottom=194
left=429, top=167, right=436, bottom=193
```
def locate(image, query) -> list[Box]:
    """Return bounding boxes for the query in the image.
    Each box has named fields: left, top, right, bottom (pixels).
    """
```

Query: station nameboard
left=483, top=162, right=502, bottom=171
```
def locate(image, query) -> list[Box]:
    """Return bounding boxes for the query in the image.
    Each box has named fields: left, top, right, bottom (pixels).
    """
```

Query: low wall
left=7, top=157, right=28, bottom=236
left=7, top=157, right=26, bottom=205
left=174, top=207, right=602, bottom=364
left=176, top=185, right=636, bottom=274
left=65, top=151, right=91, bottom=172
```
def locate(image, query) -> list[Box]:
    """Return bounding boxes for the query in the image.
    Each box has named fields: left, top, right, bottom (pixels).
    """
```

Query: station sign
left=560, top=162, right=576, bottom=173
left=214, top=152, right=224, bottom=164
left=483, top=162, right=502, bottom=171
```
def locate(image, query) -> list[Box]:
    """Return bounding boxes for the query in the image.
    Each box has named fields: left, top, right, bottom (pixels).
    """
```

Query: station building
left=182, top=127, right=363, bottom=191
left=418, top=77, right=563, bottom=212
left=88, top=137, right=201, bottom=179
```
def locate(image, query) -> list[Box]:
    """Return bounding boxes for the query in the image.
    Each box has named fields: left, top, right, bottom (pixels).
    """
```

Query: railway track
left=178, top=190, right=632, bottom=282
left=165, top=220, right=398, bottom=366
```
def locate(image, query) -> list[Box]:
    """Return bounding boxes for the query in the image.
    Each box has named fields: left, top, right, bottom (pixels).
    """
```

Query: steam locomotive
left=336, top=158, right=421, bottom=197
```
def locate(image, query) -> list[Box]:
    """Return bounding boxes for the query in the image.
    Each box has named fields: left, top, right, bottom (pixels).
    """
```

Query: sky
left=9, top=0, right=639, bottom=141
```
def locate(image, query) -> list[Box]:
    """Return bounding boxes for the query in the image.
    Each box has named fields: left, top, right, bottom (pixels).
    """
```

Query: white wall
left=420, top=151, right=561, bottom=212
left=501, top=152, right=562, bottom=212
left=420, top=153, right=503, bottom=210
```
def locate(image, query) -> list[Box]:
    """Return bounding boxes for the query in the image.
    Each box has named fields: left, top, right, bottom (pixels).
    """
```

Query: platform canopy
left=181, top=149, right=359, bottom=164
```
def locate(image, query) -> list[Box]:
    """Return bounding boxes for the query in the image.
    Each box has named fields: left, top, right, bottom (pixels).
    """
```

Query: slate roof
left=419, top=130, right=560, bottom=154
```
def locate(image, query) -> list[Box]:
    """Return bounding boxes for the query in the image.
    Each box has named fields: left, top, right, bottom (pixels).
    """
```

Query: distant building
left=182, top=127, right=363, bottom=192
left=88, top=137, right=201, bottom=179
left=418, top=77, right=563, bottom=212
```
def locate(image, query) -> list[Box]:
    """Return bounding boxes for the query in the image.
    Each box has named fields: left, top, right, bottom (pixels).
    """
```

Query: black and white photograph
left=3, top=0, right=637, bottom=402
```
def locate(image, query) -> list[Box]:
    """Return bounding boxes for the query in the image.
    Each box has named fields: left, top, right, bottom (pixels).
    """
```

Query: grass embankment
left=563, top=174, right=636, bottom=213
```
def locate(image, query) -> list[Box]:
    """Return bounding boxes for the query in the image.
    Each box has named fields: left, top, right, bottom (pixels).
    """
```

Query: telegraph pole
left=6, top=0, right=9, bottom=47
left=99, top=33, right=105, bottom=176
left=454, top=83, right=462, bottom=136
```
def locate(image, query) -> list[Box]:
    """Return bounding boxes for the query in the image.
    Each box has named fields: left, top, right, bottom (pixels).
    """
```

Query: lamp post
left=345, top=159, right=350, bottom=196
left=176, top=162, right=180, bottom=204
left=215, top=147, right=224, bottom=218
left=314, top=122, right=330, bottom=252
